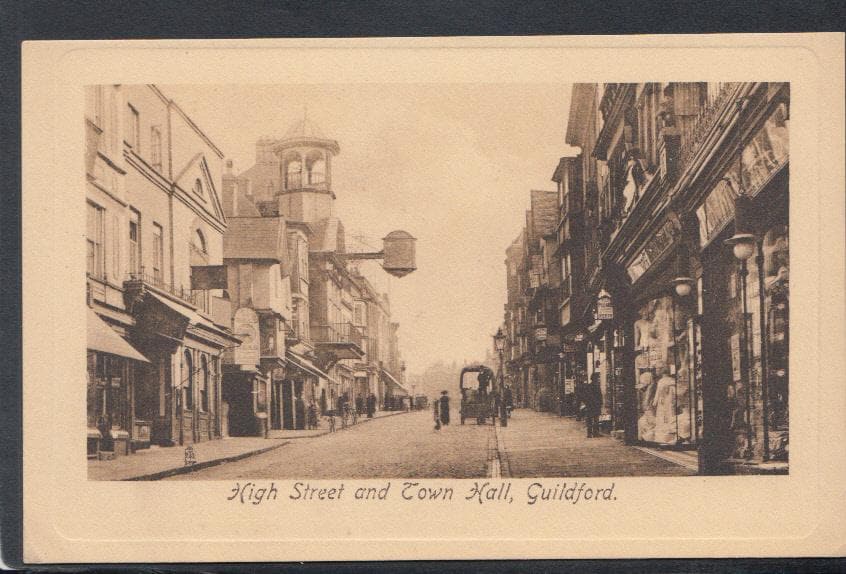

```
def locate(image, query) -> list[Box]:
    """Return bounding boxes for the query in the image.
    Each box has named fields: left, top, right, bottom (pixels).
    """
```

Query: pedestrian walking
left=504, top=384, right=513, bottom=418
left=439, top=390, right=450, bottom=425
left=366, top=393, right=376, bottom=418
left=306, top=401, right=318, bottom=430
left=585, top=372, right=602, bottom=438
left=355, top=395, right=365, bottom=418
left=433, top=398, right=441, bottom=431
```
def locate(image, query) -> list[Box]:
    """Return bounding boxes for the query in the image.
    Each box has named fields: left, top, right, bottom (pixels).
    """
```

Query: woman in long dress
left=652, top=366, right=677, bottom=444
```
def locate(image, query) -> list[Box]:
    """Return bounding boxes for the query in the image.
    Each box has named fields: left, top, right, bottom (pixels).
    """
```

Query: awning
left=87, top=308, right=150, bottom=363
left=143, top=290, right=207, bottom=328
left=380, top=369, right=408, bottom=395
left=286, top=350, right=335, bottom=384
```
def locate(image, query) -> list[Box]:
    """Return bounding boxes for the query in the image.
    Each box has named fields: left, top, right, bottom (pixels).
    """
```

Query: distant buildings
left=86, top=87, right=410, bottom=461
left=502, top=83, right=790, bottom=474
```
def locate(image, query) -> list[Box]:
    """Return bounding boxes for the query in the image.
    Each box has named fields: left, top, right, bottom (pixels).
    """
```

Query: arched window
left=184, top=350, right=194, bottom=411
left=284, top=152, right=303, bottom=190
left=200, top=355, right=209, bottom=412
left=194, top=178, right=204, bottom=197
left=306, top=151, right=325, bottom=185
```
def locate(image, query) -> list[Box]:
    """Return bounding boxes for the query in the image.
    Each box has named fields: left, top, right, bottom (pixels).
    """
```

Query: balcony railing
left=312, top=322, right=364, bottom=349
left=126, top=269, right=197, bottom=307
left=125, top=269, right=230, bottom=326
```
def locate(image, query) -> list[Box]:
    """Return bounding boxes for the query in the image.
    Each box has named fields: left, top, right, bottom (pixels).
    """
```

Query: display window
left=633, top=296, right=695, bottom=445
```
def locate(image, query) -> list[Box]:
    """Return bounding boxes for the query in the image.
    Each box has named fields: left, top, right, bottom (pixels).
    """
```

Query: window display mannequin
left=636, top=369, right=656, bottom=441
left=652, top=364, right=677, bottom=444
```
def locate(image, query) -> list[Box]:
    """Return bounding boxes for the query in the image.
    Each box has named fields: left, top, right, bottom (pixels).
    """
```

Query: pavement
left=89, top=409, right=410, bottom=481
left=496, top=410, right=696, bottom=477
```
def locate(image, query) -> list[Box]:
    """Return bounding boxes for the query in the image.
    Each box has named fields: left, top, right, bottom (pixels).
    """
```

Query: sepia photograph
left=84, top=81, right=789, bottom=481
left=20, top=34, right=844, bottom=564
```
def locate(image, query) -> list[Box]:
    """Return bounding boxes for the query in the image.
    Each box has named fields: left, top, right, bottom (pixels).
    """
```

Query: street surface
left=167, top=407, right=694, bottom=480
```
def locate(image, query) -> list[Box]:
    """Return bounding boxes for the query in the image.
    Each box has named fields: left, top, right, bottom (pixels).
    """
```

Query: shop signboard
left=564, top=378, right=575, bottom=394
left=535, top=327, right=548, bottom=342
left=626, top=220, right=678, bottom=283
left=697, top=105, right=789, bottom=248
left=232, top=307, right=260, bottom=368
left=562, top=342, right=577, bottom=353
left=597, top=299, right=614, bottom=320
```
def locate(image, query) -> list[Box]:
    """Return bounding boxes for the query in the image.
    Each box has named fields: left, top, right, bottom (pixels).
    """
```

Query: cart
left=459, top=365, right=498, bottom=425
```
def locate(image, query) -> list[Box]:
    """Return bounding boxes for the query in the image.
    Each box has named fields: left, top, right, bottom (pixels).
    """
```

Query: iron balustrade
left=311, top=322, right=365, bottom=348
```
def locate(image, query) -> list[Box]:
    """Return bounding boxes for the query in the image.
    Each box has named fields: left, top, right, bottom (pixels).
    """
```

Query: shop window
left=633, top=296, right=694, bottom=446
left=200, top=355, right=209, bottom=412
left=183, top=350, right=194, bottom=411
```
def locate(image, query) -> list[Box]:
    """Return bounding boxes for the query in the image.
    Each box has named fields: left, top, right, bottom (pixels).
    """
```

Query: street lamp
left=493, top=327, right=508, bottom=427
left=725, top=175, right=756, bottom=459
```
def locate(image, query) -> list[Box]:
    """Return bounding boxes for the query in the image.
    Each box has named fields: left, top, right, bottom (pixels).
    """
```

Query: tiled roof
left=223, top=217, right=285, bottom=261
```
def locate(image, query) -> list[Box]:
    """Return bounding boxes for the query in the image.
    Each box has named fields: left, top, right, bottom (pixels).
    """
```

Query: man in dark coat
left=366, top=393, right=376, bottom=418
left=439, top=390, right=450, bottom=425
left=584, top=372, right=602, bottom=438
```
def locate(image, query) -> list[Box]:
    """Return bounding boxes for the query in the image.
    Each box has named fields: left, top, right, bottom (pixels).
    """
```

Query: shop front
left=126, top=287, right=236, bottom=447
left=697, top=163, right=789, bottom=469
left=617, top=216, right=705, bottom=451
left=86, top=307, right=151, bottom=459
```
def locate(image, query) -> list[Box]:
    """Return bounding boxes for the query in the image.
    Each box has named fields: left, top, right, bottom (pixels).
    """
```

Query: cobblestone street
left=166, top=407, right=694, bottom=480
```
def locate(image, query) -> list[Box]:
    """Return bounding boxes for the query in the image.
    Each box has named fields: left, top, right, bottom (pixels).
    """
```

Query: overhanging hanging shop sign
left=596, top=289, right=614, bottom=320
left=626, top=220, right=678, bottom=283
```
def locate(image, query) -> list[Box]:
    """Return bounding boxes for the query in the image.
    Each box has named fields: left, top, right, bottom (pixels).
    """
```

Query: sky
left=161, top=83, right=578, bottom=376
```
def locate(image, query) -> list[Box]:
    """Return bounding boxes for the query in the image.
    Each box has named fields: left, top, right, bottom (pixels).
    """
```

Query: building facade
left=231, top=118, right=408, bottom=421
left=86, top=85, right=239, bottom=459
left=503, top=82, right=789, bottom=474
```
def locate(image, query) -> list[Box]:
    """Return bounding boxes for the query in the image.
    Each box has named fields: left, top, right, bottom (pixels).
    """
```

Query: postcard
left=21, top=33, right=845, bottom=563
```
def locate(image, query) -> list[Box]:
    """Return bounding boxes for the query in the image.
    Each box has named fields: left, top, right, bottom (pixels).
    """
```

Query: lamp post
left=494, top=327, right=508, bottom=427
left=725, top=186, right=756, bottom=460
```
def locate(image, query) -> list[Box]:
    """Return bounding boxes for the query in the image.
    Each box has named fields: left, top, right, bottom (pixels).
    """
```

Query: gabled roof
left=174, top=153, right=226, bottom=224
left=223, top=217, right=286, bottom=262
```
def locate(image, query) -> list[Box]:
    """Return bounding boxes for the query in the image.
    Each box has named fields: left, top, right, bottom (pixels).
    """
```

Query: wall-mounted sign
left=191, top=265, right=228, bottom=290
left=564, top=378, right=575, bottom=394
left=627, top=220, right=678, bottom=283
left=535, top=327, right=548, bottom=341
left=232, top=307, right=260, bottom=367
left=596, top=289, right=614, bottom=320
left=562, top=342, right=577, bottom=353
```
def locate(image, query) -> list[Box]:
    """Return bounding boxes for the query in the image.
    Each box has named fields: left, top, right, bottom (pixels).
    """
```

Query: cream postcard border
left=22, top=34, right=845, bottom=563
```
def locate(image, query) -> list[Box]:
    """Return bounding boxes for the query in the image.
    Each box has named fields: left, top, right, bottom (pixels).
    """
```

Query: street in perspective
left=86, top=82, right=789, bottom=480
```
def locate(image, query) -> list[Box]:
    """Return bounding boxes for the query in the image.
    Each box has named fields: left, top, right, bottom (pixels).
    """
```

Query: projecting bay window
left=87, top=201, right=105, bottom=279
